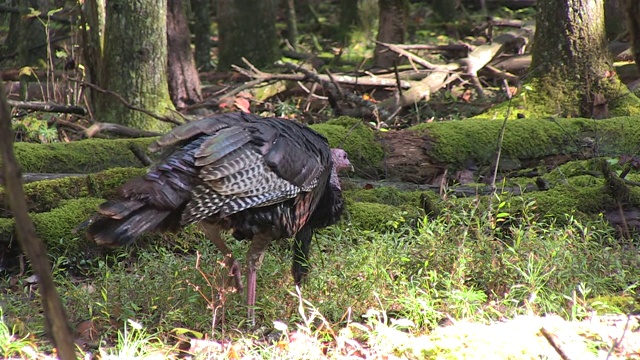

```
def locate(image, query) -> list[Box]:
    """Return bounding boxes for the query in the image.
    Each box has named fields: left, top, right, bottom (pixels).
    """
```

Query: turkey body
left=85, top=112, right=350, bottom=325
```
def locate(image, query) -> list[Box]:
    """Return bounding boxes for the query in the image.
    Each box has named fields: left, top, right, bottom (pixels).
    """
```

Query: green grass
left=1, top=194, right=639, bottom=358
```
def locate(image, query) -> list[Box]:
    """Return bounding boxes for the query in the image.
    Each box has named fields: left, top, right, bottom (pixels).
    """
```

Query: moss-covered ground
left=2, top=195, right=640, bottom=359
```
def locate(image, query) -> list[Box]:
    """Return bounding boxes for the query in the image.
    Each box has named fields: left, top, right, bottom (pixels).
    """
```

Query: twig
left=232, top=60, right=411, bottom=89
left=85, top=122, right=161, bottom=138
left=0, top=80, right=76, bottom=359
left=277, top=61, right=395, bottom=121
left=8, top=99, right=87, bottom=115
left=606, top=314, right=632, bottom=359
left=375, top=41, right=458, bottom=71
left=540, top=327, right=571, bottom=360
left=128, top=143, right=153, bottom=166
left=71, top=79, right=183, bottom=125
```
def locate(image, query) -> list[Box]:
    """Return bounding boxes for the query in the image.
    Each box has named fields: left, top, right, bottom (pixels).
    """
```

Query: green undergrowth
left=1, top=194, right=638, bottom=357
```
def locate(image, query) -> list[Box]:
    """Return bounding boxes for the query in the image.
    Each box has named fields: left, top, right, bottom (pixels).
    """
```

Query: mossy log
left=6, top=138, right=156, bottom=174
left=0, top=167, right=147, bottom=217
left=5, top=117, right=384, bottom=178
left=5, top=115, right=640, bottom=263
left=383, top=116, right=640, bottom=183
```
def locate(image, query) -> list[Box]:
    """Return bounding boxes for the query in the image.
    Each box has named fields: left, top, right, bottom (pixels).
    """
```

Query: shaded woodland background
left=4, top=0, right=640, bottom=359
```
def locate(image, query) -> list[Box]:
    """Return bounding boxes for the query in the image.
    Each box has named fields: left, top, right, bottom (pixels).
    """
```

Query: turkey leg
left=246, top=234, right=272, bottom=327
left=199, top=222, right=243, bottom=291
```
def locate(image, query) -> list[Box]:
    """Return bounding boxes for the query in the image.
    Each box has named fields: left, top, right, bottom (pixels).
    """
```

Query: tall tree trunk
left=190, top=0, right=212, bottom=71
left=530, top=0, right=622, bottom=118
left=217, top=0, right=279, bottom=70
left=95, top=0, right=174, bottom=132
left=81, top=0, right=106, bottom=109
left=625, top=0, right=640, bottom=77
left=373, top=0, right=408, bottom=69
left=285, top=0, right=298, bottom=50
left=605, top=0, right=626, bottom=40
left=167, top=0, right=202, bottom=109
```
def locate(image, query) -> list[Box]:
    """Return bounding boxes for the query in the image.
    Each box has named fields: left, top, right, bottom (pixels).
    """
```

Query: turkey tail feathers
left=87, top=204, right=172, bottom=247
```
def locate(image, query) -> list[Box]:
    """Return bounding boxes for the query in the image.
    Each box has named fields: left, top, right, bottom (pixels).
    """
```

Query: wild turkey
left=84, top=112, right=351, bottom=325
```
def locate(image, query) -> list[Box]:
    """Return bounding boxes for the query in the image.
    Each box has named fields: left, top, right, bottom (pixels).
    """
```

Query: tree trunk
left=190, top=0, right=212, bottom=71
left=339, top=0, right=359, bottom=31
left=432, top=0, right=460, bottom=22
left=217, top=0, right=279, bottom=70
left=81, top=0, right=106, bottom=109
left=625, top=0, right=640, bottom=77
left=373, top=0, right=408, bottom=69
left=530, top=0, right=619, bottom=118
left=167, top=0, right=202, bottom=109
left=94, top=0, right=174, bottom=132
left=605, top=0, right=626, bottom=40
left=285, top=0, right=298, bottom=50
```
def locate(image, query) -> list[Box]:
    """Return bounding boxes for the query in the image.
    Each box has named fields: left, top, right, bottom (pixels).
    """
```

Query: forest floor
left=3, top=1, right=640, bottom=359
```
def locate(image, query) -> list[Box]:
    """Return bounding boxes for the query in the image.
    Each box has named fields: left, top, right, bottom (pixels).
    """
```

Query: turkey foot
left=223, top=255, right=243, bottom=292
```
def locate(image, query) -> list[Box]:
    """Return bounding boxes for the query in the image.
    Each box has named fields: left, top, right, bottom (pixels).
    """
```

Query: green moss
left=589, top=295, right=640, bottom=314
left=311, top=117, right=384, bottom=176
left=472, top=74, right=640, bottom=120
left=345, top=201, right=422, bottom=230
left=10, top=137, right=156, bottom=173
left=0, top=167, right=147, bottom=216
left=31, top=197, right=105, bottom=255
left=345, top=186, right=433, bottom=207
left=0, top=217, right=13, bottom=240
left=524, top=183, right=612, bottom=218
left=410, top=116, right=640, bottom=168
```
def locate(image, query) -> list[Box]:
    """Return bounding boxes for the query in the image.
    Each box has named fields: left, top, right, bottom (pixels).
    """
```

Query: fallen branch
left=232, top=59, right=411, bottom=89
left=539, top=327, right=571, bottom=360
left=71, top=79, right=183, bottom=126
left=394, top=43, right=474, bottom=53
left=84, top=122, right=162, bottom=138
left=0, top=81, right=77, bottom=359
left=276, top=60, right=395, bottom=122
left=375, top=41, right=459, bottom=72
left=8, top=100, right=87, bottom=115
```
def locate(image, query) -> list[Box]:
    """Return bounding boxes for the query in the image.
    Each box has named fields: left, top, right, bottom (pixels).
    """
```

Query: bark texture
left=374, top=0, right=408, bottom=68
left=625, top=0, right=640, bottom=77
left=605, top=0, right=626, bottom=40
left=190, top=0, right=212, bottom=71
left=167, top=0, right=202, bottom=109
left=217, top=0, right=279, bottom=70
left=95, top=0, right=174, bottom=132
left=530, top=0, right=615, bottom=117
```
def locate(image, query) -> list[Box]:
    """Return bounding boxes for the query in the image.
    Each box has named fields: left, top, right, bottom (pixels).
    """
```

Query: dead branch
left=375, top=41, right=459, bottom=72
left=85, top=122, right=162, bottom=138
left=394, top=43, right=475, bottom=53
left=276, top=61, right=395, bottom=122
left=539, top=327, right=572, bottom=360
left=232, top=60, right=411, bottom=89
left=0, top=82, right=76, bottom=359
left=8, top=100, right=87, bottom=115
left=72, top=79, right=183, bottom=126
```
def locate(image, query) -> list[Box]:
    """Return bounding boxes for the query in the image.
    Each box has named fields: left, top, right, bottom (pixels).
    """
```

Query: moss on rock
left=311, top=117, right=384, bottom=176
left=10, top=137, right=156, bottom=173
